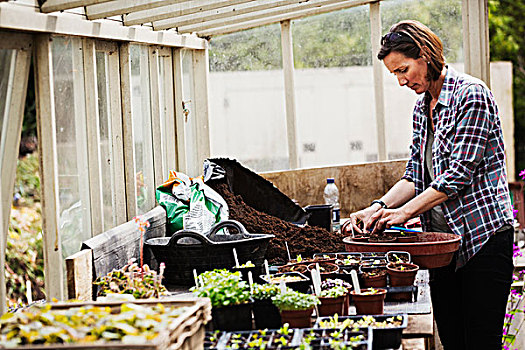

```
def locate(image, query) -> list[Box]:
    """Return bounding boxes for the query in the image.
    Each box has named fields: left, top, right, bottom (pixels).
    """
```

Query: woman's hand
left=346, top=206, right=381, bottom=234
left=367, top=208, right=411, bottom=233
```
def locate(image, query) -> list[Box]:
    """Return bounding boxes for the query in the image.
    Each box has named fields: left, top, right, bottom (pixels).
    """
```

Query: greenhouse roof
left=40, top=0, right=377, bottom=37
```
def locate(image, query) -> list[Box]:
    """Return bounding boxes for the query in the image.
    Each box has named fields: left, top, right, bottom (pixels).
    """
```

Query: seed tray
left=206, top=328, right=372, bottom=350
left=314, top=314, right=408, bottom=350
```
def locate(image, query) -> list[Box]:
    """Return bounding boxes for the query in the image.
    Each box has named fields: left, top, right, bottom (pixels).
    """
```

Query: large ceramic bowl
left=343, top=232, right=461, bottom=269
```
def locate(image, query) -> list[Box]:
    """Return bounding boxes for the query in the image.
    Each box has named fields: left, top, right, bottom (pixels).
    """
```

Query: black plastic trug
left=207, top=158, right=309, bottom=224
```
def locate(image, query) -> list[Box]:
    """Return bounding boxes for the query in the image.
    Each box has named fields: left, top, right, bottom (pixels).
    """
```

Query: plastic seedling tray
left=314, top=314, right=408, bottom=350
left=215, top=328, right=301, bottom=349
left=299, top=327, right=373, bottom=350
left=260, top=271, right=311, bottom=293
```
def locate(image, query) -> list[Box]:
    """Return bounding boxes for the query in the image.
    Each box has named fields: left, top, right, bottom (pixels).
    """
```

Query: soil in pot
left=318, top=295, right=345, bottom=317
left=278, top=264, right=308, bottom=274
left=368, top=235, right=397, bottom=243
left=352, top=235, right=369, bottom=242
left=386, top=251, right=411, bottom=264
left=394, top=233, right=418, bottom=243
left=253, top=298, right=282, bottom=329
left=361, top=269, right=387, bottom=288
left=351, top=288, right=387, bottom=315
left=307, top=262, right=339, bottom=280
left=212, top=301, right=253, bottom=331
left=280, top=308, right=314, bottom=328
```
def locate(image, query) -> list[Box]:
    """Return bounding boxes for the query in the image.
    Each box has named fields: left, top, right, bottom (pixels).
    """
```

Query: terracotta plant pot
left=307, top=262, right=339, bottom=280
left=318, top=295, right=345, bottom=317
left=280, top=308, right=314, bottom=328
left=387, top=262, right=419, bottom=286
left=387, top=262, right=419, bottom=301
left=351, top=288, right=387, bottom=315
left=361, top=269, right=387, bottom=288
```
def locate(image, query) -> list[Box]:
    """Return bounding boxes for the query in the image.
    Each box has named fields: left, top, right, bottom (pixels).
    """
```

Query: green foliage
left=14, top=153, right=40, bottom=203
left=6, top=152, right=44, bottom=308
left=320, top=285, right=348, bottom=298
left=0, top=302, right=188, bottom=346
left=488, top=0, right=525, bottom=171
left=271, top=289, right=320, bottom=311
left=93, top=259, right=168, bottom=299
left=190, top=269, right=251, bottom=308
left=251, top=283, right=281, bottom=300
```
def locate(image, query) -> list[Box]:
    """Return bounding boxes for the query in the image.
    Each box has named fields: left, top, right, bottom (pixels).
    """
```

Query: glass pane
left=382, top=0, right=463, bottom=160
left=292, top=6, right=376, bottom=165
left=129, top=44, right=155, bottom=214
left=0, top=49, right=16, bottom=165
left=51, top=36, right=91, bottom=259
left=95, top=51, right=117, bottom=231
left=157, top=53, right=168, bottom=176
left=208, top=24, right=288, bottom=172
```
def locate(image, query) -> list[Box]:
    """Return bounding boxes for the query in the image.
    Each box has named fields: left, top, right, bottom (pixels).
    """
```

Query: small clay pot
left=318, top=295, right=346, bottom=317
left=361, top=269, right=387, bottom=288
left=280, top=308, right=314, bottom=328
left=387, top=262, right=419, bottom=286
left=351, top=288, right=387, bottom=315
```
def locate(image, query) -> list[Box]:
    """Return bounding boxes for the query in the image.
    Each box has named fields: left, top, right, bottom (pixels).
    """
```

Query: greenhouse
left=0, top=0, right=522, bottom=349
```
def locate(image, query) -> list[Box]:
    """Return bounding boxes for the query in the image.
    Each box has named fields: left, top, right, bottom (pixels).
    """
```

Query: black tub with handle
left=144, top=220, right=274, bottom=285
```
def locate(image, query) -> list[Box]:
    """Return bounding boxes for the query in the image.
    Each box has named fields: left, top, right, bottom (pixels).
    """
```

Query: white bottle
left=323, top=178, right=340, bottom=231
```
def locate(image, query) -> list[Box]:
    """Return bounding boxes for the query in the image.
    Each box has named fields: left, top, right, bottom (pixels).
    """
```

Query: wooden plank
left=280, top=20, right=298, bottom=169
left=123, top=0, right=253, bottom=26
left=83, top=38, right=104, bottom=236
left=95, top=40, right=127, bottom=226
left=405, top=313, right=433, bottom=338
left=191, top=49, right=211, bottom=176
left=149, top=46, right=165, bottom=188
left=119, top=43, right=138, bottom=220
left=401, top=338, right=425, bottom=350
left=369, top=1, right=386, bottom=161
left=40, top=0, right=113, bottom=13
left=86, top=0, right=188, bottom=20
left=462, top=0, right=490, bottom=85
left=81, top=206, right=166, bottom=284
left=34, top=34, right=65, bottom=300
left=66, top=249, right=93, bottom=301
left=151, top=0, right=305, bottom=30
left=261, top=160, right=406, bottom=217
left=173, top=48, right=187, bottom=173
left=191, top=0, right=373, bottom=36
left=0, top=3, right=207, bottom=50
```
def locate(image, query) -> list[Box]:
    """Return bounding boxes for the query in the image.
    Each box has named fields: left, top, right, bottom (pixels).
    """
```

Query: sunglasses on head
left=381, top=32, right=414, bottom=46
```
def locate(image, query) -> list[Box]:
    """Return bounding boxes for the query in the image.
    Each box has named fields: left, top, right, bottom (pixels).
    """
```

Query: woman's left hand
left=366, top=208, right=411, bottom=233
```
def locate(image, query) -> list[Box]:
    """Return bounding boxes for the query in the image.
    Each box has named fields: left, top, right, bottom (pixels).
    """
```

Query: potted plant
left=191, top=269, right=252, bottom=331
left=251, top=283, right=282, bottom=329
left=321, top=278, right=353, bottom=316
left=317, top=284, right=348, bottom=317
left=386, top=262, right=419, bottom=301
left=278, top=263, right=308, bottom=274
left=386, top=251, right=411, bottom=264
left=360, top=268, right=387, bottom=288
left=271, top=289, right=320, bottom=328
left=231, top=260, right=262, bottom=283
left=307, top=262, right=339, bottom=280
left=350, top=288, right=387, bottom=315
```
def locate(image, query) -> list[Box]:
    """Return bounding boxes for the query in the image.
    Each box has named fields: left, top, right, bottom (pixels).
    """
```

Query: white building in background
left=209, top=62, right=515, bottom=180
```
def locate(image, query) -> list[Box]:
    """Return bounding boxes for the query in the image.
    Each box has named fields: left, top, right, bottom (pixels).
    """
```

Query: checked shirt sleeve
left=430, top=84, right=495, bottom=198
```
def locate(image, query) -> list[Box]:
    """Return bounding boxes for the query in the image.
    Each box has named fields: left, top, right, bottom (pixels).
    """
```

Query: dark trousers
left=429, top=228, right=514, bottom=350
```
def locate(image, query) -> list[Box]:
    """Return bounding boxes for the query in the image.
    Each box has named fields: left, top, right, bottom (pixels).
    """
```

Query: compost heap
left=208, top=182, right=347, bottom=265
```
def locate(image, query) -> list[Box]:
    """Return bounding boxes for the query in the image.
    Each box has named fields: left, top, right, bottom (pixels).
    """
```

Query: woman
left=348, top=20, right=514, bottom=349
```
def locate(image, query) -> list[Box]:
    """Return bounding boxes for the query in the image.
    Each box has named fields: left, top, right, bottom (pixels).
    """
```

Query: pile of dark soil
left=208, top=182, right=348, bottom=265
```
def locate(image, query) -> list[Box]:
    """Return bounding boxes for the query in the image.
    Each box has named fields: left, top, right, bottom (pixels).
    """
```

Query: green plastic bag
left=156, top=170, right=228, bottom=235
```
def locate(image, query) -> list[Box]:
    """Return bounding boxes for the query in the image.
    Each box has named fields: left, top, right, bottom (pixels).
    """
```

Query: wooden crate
left=1, top=297, right=211, bottom=350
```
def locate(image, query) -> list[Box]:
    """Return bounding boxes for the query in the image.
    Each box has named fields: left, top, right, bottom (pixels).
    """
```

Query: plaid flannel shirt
left=402, top=66, right=513, bottom=269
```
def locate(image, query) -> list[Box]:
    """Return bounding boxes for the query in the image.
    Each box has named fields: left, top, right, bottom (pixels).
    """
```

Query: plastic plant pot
left=211, top=301, right=253, bottom=331
left=280, top=307, right=314, bottom=328
left=351, top=288, right=387, bottom=315
left=318, top=295, right=345, bottom=317
left=307, top=262, right=339, bottom=280
left=252, top=298, right=282, bottom=329
left=360, top=269, right=387, bottom=288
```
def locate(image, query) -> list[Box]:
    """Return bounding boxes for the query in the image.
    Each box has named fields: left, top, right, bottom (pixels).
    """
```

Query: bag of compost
left=156, top=170, right=228, bottom=235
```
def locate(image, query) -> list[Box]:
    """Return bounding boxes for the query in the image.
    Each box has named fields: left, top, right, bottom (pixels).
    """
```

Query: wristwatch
left=371, top=199, right=388, bottom=209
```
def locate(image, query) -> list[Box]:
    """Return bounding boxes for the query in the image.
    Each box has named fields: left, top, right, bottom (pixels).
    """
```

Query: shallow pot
left=253, top=298, right=282, bottom=329
left=212, top=301, right=253, bottom=331
left=351, top=288, right=387, bottom=315
left=280, top=308, right=314, bottom=328
left=318, top=295, right=345, bottom=317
